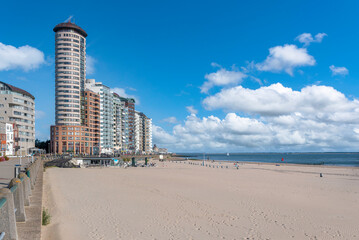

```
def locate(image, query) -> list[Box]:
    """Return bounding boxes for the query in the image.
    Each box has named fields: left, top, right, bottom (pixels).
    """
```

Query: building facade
left=134, top=111, right=141, bottom=153
left=123, top=98, right=135, bottom=152
left=50, top=20, right=153, bottom=155
left=54, top=21, right=87, bottom=126
left=134, top=111, right=152, bottom=154
left=51, top=21, right=100, bottom=155
left=83, top=90, right=100, bottom=151
left=0, top=122, right=19, bottom=156
left=50, top=90, right=100, bottom=154
left=85, top=79, right=113, bottom=153
left=112, top=93, right=124, bottom=154
left=0, top=81, right=35, bottom=155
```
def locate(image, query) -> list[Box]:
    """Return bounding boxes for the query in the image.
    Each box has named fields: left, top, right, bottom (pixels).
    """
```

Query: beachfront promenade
left=0, top=157, right=34, bottom=189
left=0, top=155, right=56, bottom=240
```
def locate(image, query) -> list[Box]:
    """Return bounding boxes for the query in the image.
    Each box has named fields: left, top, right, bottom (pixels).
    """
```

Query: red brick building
left=50, top=90, right=100, bottom=154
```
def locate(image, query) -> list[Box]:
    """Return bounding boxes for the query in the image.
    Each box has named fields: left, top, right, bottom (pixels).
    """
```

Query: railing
left=0, top=157, right=42, bottom=239
left=0, top=197, right=6, bottom=209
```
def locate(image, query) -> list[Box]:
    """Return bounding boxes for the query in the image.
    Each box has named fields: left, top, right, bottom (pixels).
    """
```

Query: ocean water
left=178, top=153, right=359, bottom=167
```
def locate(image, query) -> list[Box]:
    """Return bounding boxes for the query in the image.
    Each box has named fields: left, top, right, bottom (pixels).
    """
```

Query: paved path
left=0, top=157, right=33, bottom=188
left=16, top=163, right=43, bottom=240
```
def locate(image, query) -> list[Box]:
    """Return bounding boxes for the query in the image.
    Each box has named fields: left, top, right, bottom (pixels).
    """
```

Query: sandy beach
left=42, top=160, right=359, bottom=240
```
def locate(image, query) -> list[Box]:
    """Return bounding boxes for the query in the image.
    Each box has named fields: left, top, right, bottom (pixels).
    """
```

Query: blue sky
left=1, top=0, right=359, bottom=152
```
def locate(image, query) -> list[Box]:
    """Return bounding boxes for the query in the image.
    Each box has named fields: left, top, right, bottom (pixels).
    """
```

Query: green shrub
left=42, top=208, right=51, bottom=226
left=4, top=155, right=9, bottom=161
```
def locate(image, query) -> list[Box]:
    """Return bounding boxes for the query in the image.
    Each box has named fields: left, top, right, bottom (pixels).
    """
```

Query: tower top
left=53, top=21, right=87, bottom=38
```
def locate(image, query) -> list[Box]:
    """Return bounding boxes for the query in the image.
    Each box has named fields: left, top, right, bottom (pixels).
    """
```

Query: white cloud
left=186, top=106, right=198, bottom=115
left=163, top=117, right=178, bottom=124
left=295, top=33, right=327, bottom=46
left=86, top=55, right=96, bottom=75
left=250, top=76, right=263, bottom=85
left=201, top=66, right=247, bottom=93
left=0, top=42, right=45, bottom=71
left=35, top=110, right=46, bottom=119
left=203, top=83, right=358, bottom=120
left=329, top=65, right=349, bottom=76
left=111, top=87, right=139, bottom=104
left=152, top=124, right=177, bottom=145
left=154, top=84, right=359, bottom=152
left=256, top=44, right=315, bottom=76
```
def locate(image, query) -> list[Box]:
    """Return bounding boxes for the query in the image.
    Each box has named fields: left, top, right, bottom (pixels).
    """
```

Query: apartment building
left=0, top=122, right=19, bottom=156
left=112, top=93, right=124, bottom=154
left=0, top=81, right=35, bottom=155
left=134, top=112, right=141, bottom=153
left=112, top=94, right=137, bottom=153
left=85, top=79, right=113, bottom=153
left=124, top=98, right=135, bottom=152
left=50, top=20, right=152, bottom=155
left=50, top=90, right=100, bottom=154
left=54, top=20, right=87, bottom=126
left=134, top=111, right=152, bottom=154
left=51, top=20, right=100, bottom=154
left=144, top=117, right=152, bottom=153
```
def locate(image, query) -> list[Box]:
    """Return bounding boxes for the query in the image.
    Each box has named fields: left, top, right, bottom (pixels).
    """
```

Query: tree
left=35, top=139, right=50, bottom=153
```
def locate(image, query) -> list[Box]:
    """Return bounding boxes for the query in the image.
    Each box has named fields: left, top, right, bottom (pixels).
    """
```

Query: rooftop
left=0, top=81, right=35, bottom=100
left=53, top=21, right=87, bottom=38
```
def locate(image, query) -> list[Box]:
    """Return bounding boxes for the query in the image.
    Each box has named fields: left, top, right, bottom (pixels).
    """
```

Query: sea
left=177, top=153, right=359, bottom=167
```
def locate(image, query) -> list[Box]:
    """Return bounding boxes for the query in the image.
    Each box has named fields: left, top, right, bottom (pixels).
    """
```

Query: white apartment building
left=0, top=122, right=16, bottom=156
left=134, top=112, right=141, bottom=153
left=112, top=93, right=135, bottom=153
left=112, top=93, right=123, bottom=154
left=146, top=118, right=152, bottom=152
left=134, top=111, right=153, bottom=154
left=0, top=81, right=35, bottom=155
left=85, top=79, right=113, bottom=153
left=5, top=123, right=14, bottom=156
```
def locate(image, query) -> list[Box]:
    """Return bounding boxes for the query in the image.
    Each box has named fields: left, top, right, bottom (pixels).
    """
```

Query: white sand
left=42, top=161, right=359, bottom=240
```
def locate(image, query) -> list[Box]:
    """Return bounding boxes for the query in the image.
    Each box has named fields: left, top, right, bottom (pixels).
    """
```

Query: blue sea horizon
left=176, top=152, right=359, bottom=167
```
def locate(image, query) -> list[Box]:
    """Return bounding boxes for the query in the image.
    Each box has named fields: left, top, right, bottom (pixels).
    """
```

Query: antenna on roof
left=65, top=15, right=73, bottom=23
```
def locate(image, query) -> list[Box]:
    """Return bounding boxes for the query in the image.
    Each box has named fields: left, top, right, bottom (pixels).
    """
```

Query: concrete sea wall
left=0, top=158, right=42, bottom=240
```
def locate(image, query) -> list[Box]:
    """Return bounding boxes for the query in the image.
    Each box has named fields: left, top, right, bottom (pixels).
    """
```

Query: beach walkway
left=0, top=157, right=44, bottom=240
left=0, top=157, right=33, bottom=188
left=16, top=162, right=43, bottom=240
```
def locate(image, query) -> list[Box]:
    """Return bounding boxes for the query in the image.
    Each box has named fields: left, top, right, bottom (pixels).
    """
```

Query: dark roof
left=53, top=22, right=87, bottom=37
left=0, top=81, right=35, bottom=100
